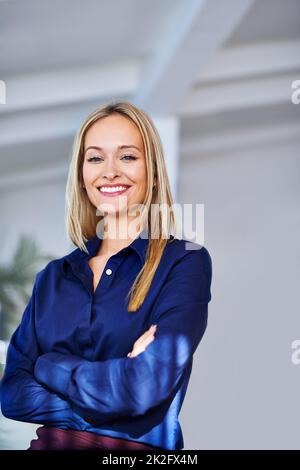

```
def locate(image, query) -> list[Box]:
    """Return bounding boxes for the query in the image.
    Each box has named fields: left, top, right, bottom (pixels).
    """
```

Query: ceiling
left=0, top=0, right=299, bottom=186
left=225, top=0, right=300, bottom=45
left=0, top=0, right=186, bottom=76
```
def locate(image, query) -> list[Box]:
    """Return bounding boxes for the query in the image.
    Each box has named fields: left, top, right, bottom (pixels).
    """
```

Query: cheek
left=82, top=163, right=94, bottom=184
left=131, top=162, right=147, bottom=186
left=134, top=177, right=147, bottom=200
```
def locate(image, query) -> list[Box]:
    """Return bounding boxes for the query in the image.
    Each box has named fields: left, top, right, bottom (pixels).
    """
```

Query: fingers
left=139, top=325, right=157, bottom=345
left=127, top=325, right=157, bottom=358
left=132, top=325, right=157, bottom=347
left=140, top=324, right=157, bottom=340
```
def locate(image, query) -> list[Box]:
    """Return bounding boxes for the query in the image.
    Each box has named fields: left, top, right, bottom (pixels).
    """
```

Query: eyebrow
left=84, top=145, right=142, bottom=154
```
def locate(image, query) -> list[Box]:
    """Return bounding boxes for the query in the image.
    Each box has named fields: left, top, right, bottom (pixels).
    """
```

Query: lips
left=97, top=186, right=131, bottom=197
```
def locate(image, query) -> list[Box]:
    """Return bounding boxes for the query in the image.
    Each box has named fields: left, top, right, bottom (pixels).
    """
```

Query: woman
left=0, top=101, right=212, bottom=450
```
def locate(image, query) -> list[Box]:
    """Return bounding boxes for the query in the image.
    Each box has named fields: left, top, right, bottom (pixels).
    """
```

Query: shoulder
left=161, top=237, right=212, bottom=302
left=165, top=236, right=212, bottom=274
left=34, top=245, right=82, bottom=288
left=152, top=237, right=212, bottom=305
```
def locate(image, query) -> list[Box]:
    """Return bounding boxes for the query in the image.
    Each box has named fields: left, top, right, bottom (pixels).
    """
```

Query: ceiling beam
left=198, top=40, right=300, bottom=82
left=0, top=163, right=68, bottom=192
left=181, top=121, right=300, bottom=157
left=181, top=72, right=299, bottom=116
left=0, top=61, right=139, bottom=114
left=133, top=0, right=256, bottom=113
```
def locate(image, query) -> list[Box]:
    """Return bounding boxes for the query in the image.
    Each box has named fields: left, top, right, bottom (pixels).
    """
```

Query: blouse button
left=105, top=268, right=112, bottom=275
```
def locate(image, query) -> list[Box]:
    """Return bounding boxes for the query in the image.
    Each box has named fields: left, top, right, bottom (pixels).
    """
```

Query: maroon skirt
left=27, top=426, right=157, bottom=451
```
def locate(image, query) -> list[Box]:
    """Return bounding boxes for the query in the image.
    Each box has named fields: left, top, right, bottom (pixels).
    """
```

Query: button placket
left=96, top=261, right=116, bottom=292
left=93, top=255, right=125, bottom=295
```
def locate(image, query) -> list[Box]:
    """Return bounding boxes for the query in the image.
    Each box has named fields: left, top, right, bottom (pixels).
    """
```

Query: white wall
left=179, top=137, right=300, bottom=449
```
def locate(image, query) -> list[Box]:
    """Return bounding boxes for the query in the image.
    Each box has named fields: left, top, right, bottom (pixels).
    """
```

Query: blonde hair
left=65, top=100, right=178, bottom=312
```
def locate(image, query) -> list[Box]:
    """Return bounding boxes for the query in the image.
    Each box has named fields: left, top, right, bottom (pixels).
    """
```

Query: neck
left=97, top=215, right=145, bottom=256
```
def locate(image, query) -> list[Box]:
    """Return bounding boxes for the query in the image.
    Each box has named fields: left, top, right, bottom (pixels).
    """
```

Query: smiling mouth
left=97, top=186, right=131, bottom=197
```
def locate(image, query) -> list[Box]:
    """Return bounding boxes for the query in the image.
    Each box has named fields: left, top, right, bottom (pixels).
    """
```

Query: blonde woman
left=1, top=101, right=212, bottom=450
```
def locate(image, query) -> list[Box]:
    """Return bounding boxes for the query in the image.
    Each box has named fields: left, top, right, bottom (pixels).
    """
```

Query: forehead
left=84, top=114, right=143, bottom=150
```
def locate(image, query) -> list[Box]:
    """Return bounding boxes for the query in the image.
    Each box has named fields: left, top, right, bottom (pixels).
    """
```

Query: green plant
left=0, top=235, right=54, bottom=341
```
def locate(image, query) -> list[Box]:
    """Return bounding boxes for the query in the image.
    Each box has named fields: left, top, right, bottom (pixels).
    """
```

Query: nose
left=101, top=158, right=121, bottom=180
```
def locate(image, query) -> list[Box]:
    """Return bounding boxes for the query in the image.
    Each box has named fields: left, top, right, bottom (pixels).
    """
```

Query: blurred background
left=0, top=0, right=299, bottom=449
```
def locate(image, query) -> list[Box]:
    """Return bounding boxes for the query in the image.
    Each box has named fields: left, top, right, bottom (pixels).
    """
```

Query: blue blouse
left=0, top=229, right=212, bottom=450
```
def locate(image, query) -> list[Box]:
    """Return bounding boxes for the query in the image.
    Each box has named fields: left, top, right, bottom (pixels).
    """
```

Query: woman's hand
left=127, top=325, right=157, bottom=358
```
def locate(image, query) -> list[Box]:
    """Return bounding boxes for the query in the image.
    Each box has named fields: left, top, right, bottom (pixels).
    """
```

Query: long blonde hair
left=65, top=100, right=178, bottom=312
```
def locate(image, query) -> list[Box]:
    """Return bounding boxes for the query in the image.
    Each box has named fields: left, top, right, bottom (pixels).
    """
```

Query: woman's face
left=82, top=114, right=148, bottom=223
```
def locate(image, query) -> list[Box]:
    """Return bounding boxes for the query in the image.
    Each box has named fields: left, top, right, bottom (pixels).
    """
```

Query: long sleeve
left=34, top=247, right=212, bottom=424
left=0, top=272, right=75, bottom=426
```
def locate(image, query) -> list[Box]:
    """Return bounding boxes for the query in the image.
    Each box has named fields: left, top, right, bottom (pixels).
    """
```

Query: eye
left=87, top=156, right=102, bottom=162
left=86, top=155, right=137, bottom=162
left=121, top=155, right=137, bottom=161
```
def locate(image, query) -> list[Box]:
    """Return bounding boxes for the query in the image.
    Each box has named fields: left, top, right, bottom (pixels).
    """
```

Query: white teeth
left=99, top=186, right=128, bottom=193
